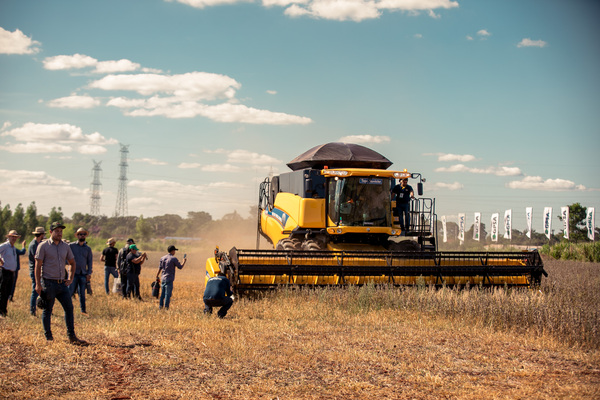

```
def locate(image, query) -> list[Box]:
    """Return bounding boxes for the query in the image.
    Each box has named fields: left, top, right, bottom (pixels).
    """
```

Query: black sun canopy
left=286, top=142, right=393, bottom=171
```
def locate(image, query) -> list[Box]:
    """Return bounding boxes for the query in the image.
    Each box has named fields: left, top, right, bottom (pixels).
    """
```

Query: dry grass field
left=1, top=251, right=598, bottom=399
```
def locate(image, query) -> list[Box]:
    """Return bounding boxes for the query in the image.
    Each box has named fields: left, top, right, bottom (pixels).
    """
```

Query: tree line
left=0, top=200, right=258, bottom=245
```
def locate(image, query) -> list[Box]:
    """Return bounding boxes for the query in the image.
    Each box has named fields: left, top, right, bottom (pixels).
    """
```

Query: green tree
left=9, top=203, right=26, bottom=238
left=0, top=203, right=12, bottom=237
left=558, top=203, right=588, bottom=243
left=25, top=201, right=39, bottom=237
left=47, top=206, right=64, bottom=230
left=136, top=215, right=152, bottom=241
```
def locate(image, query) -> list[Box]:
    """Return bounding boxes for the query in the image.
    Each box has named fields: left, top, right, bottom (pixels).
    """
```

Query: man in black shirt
left=100, top=238, right=119, bottom=294
left=392, top=178, right=414, bottom=233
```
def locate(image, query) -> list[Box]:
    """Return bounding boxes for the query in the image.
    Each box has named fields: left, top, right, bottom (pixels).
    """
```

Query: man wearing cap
left=203, top=271, right=234, bottom=319
left=117, top=238, right=135, bottom=297
left=68, top=228, right=93, bottom=315
left=125, top=244, right=147, bottom=300
left=35, top=221, right=87, bottom=345
left=28, top=227, right=46, bottom=316
left=156, top=245, right=187, bottom=310
left=0, top=230, right=23, bottom=317
left=100, top=238, right=119, bottom=295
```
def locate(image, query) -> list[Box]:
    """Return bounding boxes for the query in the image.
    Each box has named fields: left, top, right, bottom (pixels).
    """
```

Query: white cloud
left=77, top=144, right=108, bottom=154
left=477, top=29, right=491, bottom=37
left=424, top=152, right=476, bottom=162
left=434, top=163, right=522, bottom=176
left=517, top=38, right=547, bottom=48
left=0, top=169, right=74, bottom=188
left=42, top=54, right=159, bottom=74
left=0, top=27, right=41, bottom=55
left=91, top=72, right=240, bottom=99
left=0, top=142, right=72, bottom=154
left=133, top=158, right=168, bottom=166
left=168, top=0, right=458, bottom=22
left=178, top=162, right=203, bottom=169
left=507, top=176, right=585, bottom=191
left=266, top=90, right=278, bottom=95
left=466, top=35, right=473, bottom=41
left=94, top=59, right=141, bottom=74
left=414, top=33, right=423, bottom=39
left=2, top=123, right=117, bottom=145
left=0, top=123, right=117, bottom=154
left=47, top=95, right=101, bottom=109
left=338, top=135, right=391, bottom=144
left=1, top=122, right=12, bottom=131
left=225, top=149, right=282, bottom=165
left=43, top=54, right=98, bottom=70
left=129, top=179, right=207, bottom=198
left=432, top=181, right=464, bottom=190
left=129, top=197, right=163, bottom=207
left=201, top=164, right=243, bottom=172
left=208, top=181, right=245, bottom=188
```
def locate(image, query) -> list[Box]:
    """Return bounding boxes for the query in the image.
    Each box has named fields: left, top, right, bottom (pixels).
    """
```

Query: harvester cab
left=205, top=142, right=546, bottom=295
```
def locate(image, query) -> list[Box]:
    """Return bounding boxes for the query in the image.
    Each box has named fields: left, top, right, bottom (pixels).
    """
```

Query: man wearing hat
left=28, top=227, right=46, bottom=316
left=68, top=228, right=93, bottom=315
left=100, top=238, right=119, bottom=294
left=0, top=230, right=24, bottom=317
left=117, top=238, right=135, bottom=297
left=35, top=221, right=87, bottom=345
left=125, top=244, right=147, bottom=300
left=155, top=245, right=187, bottom=309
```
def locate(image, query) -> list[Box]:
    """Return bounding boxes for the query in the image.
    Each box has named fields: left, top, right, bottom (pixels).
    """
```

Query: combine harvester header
left=206, top=143, right=546, bottom=295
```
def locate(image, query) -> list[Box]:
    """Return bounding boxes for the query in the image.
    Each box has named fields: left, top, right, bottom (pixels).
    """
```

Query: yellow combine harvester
left=206, top=143, right=546, bottom=294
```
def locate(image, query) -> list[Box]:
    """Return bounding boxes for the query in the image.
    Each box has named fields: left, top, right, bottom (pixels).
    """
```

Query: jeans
left=30, top=270, right=39, bottom=315
left=104, top=266, right=118, bottom=294
left=126, top=271, right=141, bottom=299
left=9, top=269, right=18, bottom=301
left=159, top=281, right=174, bottom=309
left=0, top=268, right=14, bottom=316
left=203, top=297, right=233, bottom=318
left=397, top=203, right=411, bottom=232
left=69, top=274, right=88, bottom=313
left=41, top=278, right=75, bottom=339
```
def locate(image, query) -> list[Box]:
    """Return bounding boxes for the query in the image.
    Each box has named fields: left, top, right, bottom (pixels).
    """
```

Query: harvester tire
left=390, top=240, right=421, bottom=251
left=276, top=238, right=298, bottom=250
left=301, top=239, right=323, bottom=251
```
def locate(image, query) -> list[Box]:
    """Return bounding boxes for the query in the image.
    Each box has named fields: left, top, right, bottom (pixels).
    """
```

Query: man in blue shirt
left=156, top=245, right=187, bottom=310
left=0, top=230, right=22, bottom=317
left=69, top=227, right=93, bottom=315
left=203, top=271, right=234, bottom=318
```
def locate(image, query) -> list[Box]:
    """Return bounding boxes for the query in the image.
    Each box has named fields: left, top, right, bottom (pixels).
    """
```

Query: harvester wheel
left=276, top=238, right=298, bottom=250
left=302, top=239, right=323, bottom=251
left=390, top=240, right=421, bottom=251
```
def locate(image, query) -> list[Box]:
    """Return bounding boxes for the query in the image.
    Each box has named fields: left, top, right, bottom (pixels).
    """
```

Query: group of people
left=0, top=220, right=236, bottom=345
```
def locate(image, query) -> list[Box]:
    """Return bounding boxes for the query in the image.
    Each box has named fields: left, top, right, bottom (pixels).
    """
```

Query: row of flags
left=441, top=207, right=596, bottom=243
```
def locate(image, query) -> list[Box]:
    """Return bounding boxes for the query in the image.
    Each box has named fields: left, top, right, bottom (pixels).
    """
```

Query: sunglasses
left=77, top=233, right=87, bottom=236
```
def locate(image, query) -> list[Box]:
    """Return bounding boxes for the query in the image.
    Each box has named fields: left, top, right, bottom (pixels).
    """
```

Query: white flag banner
left=525, top=207, right=533, bottom=239
left=491, top=213, right=499, bottom=242
left=458, top=213, right=466, bottom=242
left=473, top=212, right=481, bottom=241
left=441, top=215, right=447, bottom=243
left=587, top=207, right=595, bottom=241
left=561, top=206, right=569, bottom=239
left=543, top=207, right=553, bottom=239
left=504, top=209, right=512, bottom=240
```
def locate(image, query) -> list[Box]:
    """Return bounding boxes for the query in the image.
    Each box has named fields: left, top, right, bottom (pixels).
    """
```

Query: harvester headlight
left=391, top=230, right=396, bottom=235
left=393, top=172, right=410, bottom=179
left=325, top=170, right=349, bottom=176
left=337, top=228, right=342, bottom=233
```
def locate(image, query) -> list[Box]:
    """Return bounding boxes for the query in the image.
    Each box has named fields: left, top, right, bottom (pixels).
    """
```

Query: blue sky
left=1, top=0, right=598, bottom=234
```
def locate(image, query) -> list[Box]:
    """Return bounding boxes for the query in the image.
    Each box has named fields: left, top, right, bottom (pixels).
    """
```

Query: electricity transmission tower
left=90, top=160, right=102, bottom=216
left=114, top=144, right=129, bottom=217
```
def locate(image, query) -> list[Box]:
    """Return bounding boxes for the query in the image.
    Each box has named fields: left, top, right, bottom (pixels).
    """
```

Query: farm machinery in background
left=206, top=142, right=546, bottom=294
